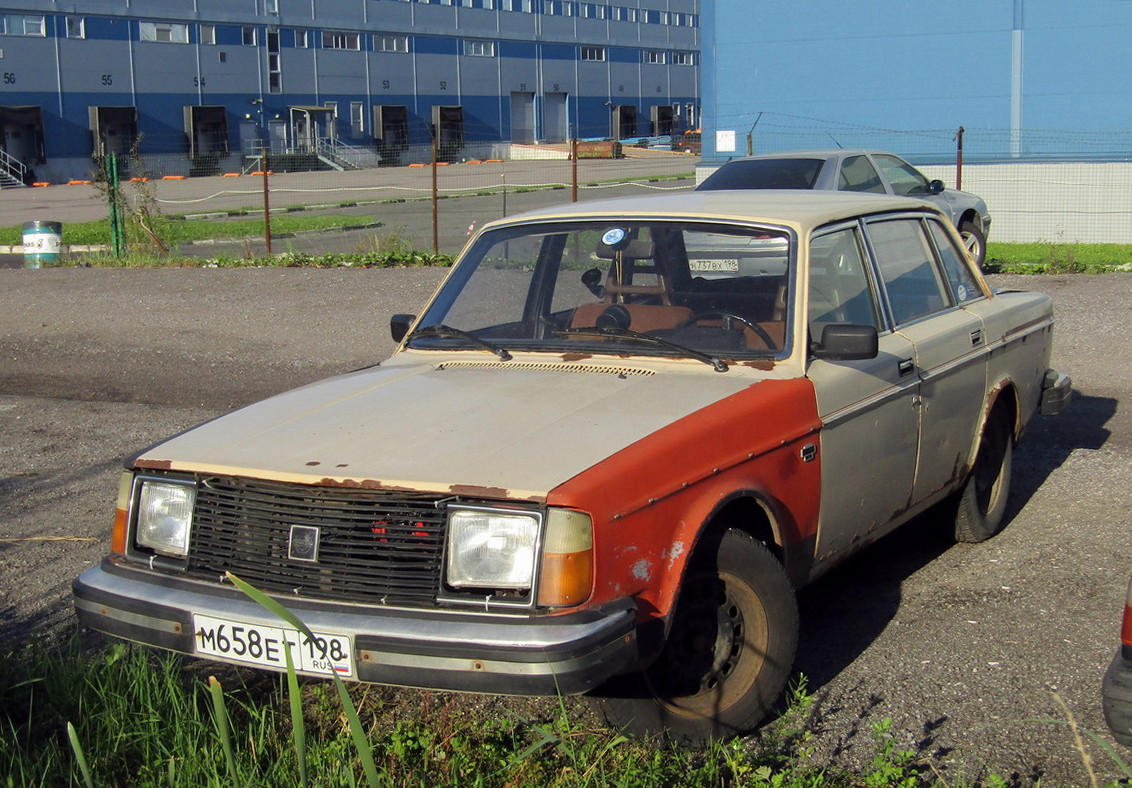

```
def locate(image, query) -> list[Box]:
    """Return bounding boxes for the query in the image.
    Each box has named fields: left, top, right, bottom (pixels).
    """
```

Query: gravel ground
left=0, top=268, right=1128, bottom=784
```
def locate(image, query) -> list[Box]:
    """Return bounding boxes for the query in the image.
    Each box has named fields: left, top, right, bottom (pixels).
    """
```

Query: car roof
left=719, top=149, right=891, bottom=161
left=481, top=189, right=940, bottom=235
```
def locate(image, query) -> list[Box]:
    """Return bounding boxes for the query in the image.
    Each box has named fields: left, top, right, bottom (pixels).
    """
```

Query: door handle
left=898, top=358, right=915, bottom=377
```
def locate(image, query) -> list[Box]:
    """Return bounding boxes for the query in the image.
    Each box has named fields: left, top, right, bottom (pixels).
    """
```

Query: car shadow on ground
left=787, top=391, right=1116, bottom=760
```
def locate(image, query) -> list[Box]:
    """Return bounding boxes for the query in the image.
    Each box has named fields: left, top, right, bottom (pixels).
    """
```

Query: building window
left=267, top=29, right=281, bottom=93
left=672, top=51, right=696, bottom=66
left=200, top=24, right=216, bottom=45
left=265, top=0, right=279, bottom=12
left=378, top=34, right=409, bottom=53
left=242, top=26, right=258, bottom=46
left=295, top=29, right=309, bottom=48
left=581, top=45, right=605, bottom=62
left=322, top=31, right=361, bottom=50
left=65, top=17, right=85, bottom=38
left=462, top=39, right=496, bottom=57
left=1, top=14, right=45, bottom=37
left=140, top=21, right=189, bottom=44
left=643, top=50, right=665, bottom=65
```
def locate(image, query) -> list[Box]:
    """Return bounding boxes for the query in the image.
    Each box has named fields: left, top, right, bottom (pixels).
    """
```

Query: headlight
left=445, top=508, right=539, bottom=589
left=135, top=479, right=196, bottom=557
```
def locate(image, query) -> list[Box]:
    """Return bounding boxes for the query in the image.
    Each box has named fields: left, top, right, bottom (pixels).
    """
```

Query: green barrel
left=22, top=220, right=63, bottom=268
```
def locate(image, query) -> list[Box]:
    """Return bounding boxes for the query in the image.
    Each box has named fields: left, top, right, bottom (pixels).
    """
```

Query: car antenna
left=825, top=132, right=843, bottom=149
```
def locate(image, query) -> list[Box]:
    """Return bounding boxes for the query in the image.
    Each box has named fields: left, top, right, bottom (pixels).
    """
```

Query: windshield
left=696, top=158, right=824, bottom=190
left=410, top=219, right=794, bottom=362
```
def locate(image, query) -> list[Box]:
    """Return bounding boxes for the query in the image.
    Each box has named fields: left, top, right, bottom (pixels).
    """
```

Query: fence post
left=955, top=126, right=965, bottom=191
left=106, top=152, right=125, bottom=258
left=261, top=148, right=272, bottom=256
left=572, top=137, right=578, bottom=202
left=432, top=134, right=439, bottom=254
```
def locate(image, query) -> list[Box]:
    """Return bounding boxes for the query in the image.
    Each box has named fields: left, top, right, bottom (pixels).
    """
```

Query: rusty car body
left=73, top=190, right=1069, bottom=742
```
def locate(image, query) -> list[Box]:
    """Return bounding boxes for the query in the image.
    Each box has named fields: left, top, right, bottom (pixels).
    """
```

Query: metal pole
left=955, top=126, right=965, bottom=191
left=262, top=147, right=272, bottom=256
left=432, top=134, right=439, bottom=254
left=107, top=152, right=124, bottom=258
left=572, top=137, right=578, bottom=202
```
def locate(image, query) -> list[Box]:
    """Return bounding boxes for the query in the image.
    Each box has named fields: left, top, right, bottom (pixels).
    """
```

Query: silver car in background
left=697, top=150, right=992, bottom=266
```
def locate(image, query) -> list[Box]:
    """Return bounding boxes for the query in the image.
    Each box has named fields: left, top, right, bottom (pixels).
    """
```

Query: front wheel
left=589, top=529, right=798, bottom=744
left=959, top=220, right=987, bottom=269
left=953, top=411, right=1014, bottom=543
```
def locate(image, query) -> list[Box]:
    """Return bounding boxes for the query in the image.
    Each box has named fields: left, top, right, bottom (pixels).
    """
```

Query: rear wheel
left=959, top=220, right=987, bottom=269
left=954, top=411, right=1014, bottom=543
left=590, top=529, right=798, bottom=744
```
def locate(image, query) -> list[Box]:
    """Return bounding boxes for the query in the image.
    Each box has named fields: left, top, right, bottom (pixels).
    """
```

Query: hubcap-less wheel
left=589, top=529, right=797, bottom=743
left=959, top=220, right=987, bottom=269
left=954, top=410, right=1013, bottom=543
left=646, top=571, right=769, bottom=718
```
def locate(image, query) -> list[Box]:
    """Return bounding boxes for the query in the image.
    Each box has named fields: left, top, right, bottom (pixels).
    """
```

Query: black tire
left=959, top=220, right=987, bottom=269
left=954, top=411, right=1014, bottom=543
left=589, top=529, right=798, bottom=744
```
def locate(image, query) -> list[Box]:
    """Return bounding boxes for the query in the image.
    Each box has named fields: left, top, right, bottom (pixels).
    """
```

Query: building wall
left=702, top=0, right=1132, bottom=164
left=0, top=0, right=701, bottom=182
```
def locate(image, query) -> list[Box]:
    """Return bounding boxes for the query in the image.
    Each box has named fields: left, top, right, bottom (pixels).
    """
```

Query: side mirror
left=927, top=179, right=945, bottom=195
left=811, top=324, right=879, bottom=361
left=390, top=313, right=416, bottom=343
left=581, top=268, right=605, bottom=297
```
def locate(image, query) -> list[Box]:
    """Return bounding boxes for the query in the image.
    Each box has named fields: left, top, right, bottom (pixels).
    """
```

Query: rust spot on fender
left=135, top=459, right=173, bottom=470
left=560, top=352, right=594, bottom=362
left=305, top=461, right=321, bottom=466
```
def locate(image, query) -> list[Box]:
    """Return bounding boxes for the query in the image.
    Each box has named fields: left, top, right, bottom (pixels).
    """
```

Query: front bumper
left=1104, top=649, right=1132, bottom=746
left=73, top=558, right=638, bottom=696
left=1040, top=369, right=1072, bottom=416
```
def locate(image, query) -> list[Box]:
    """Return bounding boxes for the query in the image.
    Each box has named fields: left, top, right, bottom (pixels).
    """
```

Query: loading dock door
left=431, top=105, right=464, bottom=159
left=184, top=105, right=230, bottom=157
left=373, top=105, right=408, bottom=145
left=650, top=105, right=674, bottom=136
left=543, top=92, right=568, bottom=143
left=0, top=105, right=45, bottom=165
left=613, top=105, right=637, bottom=140
left=89, top=106, right=138, bottom=156
left=510, top=92, right=534, bottom=144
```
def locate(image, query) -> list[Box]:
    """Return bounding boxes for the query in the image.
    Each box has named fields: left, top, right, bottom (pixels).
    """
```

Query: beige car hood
left=138, top=357, right=760, bottom=501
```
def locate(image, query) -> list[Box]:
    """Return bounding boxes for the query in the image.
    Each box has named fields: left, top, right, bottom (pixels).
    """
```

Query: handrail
left=0, top=148, right=27, bottom=186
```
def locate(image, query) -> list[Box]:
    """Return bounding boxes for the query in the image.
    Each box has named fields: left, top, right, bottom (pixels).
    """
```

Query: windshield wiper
left=555, top=326, right=729, bottom=373
left=408, top=324, right=513, bottom=361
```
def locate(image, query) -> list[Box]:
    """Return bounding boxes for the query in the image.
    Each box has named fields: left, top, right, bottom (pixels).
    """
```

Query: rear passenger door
left=864, top=215, right=988, bottom=505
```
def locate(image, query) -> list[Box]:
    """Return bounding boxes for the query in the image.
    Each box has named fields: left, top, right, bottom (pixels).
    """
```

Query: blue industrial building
left=0, top=0, right=700, bottom=183
left=700, top=1, right=1132, bottom=165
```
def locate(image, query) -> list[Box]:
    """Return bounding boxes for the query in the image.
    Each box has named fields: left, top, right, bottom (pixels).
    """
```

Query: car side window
left=808, top=226, right=880, bottom=341
left=838, top=155, right=886, bottom=193
left=866, top=218, right=950, bottom=325
left=926, top=219, right=984, bottom=305
left=873, top=154, right=931, bottom=196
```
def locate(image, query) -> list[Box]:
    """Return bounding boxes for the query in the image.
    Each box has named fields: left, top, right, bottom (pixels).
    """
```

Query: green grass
left=0, top=634, right=946, bottom=788
left=985, top=242, right=1132, bottom=273
left=0, top=213, right=378, bottom=248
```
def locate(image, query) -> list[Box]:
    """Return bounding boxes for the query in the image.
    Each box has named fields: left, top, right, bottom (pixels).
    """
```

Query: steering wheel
left=680, top=311, right=778, bottom=350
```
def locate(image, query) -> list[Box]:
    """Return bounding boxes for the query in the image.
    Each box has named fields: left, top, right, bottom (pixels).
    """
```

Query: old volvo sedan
left=73, top=190, right=1068, bottom=742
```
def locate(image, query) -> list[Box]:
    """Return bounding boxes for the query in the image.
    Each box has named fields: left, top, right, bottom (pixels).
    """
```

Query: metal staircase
left=0, top=149, right=27, bottom=188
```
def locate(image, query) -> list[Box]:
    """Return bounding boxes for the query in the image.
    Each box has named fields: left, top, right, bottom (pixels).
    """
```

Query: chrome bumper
left=1040, top=369, right=1072, bottom=416
left=73, top=558, right=638, bottom=695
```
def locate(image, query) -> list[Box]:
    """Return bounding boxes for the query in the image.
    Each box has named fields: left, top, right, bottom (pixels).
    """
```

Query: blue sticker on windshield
left=601, top=228, right=628, bottom=247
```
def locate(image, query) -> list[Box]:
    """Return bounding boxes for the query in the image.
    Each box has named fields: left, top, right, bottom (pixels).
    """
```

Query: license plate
left=689, top=258, right=740, bottom=272
left=193, top=614, right=354, bottom=678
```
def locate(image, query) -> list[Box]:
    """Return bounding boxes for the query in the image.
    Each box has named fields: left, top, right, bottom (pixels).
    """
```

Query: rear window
left=697, top=159, right=824, bottom=191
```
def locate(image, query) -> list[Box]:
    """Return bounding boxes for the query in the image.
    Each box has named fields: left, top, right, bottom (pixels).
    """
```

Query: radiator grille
left=185, top=476, right=450, bottom=607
